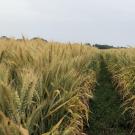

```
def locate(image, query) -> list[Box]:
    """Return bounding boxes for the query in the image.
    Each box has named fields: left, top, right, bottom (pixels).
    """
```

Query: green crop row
left=104, top=49, right=135, bottom=132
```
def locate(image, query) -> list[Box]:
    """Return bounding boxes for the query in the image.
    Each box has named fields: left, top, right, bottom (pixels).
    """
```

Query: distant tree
left=31, top=37, right=48, bottom=42
left=0, top=36, right=10, bottom=40
left=85, top=43, right=91, bottom=46
left=93, top=44, right=114, bottom=49
left=16, top=38, right=23, bottom=41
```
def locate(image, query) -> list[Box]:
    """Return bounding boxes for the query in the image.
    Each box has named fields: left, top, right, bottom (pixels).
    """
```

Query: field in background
left=0, top=38, right=135, bottom=135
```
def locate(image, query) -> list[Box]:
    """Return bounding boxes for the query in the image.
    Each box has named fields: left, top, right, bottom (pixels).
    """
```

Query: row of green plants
left=0, top=39, right=100, bottom=135
left=104, top=49, right=135, bottom=132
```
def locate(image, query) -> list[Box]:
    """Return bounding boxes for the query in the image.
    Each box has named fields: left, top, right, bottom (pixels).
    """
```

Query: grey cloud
left=0, top=0, right=135, bottom=46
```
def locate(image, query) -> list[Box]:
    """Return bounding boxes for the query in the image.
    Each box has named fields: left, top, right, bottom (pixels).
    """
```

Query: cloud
left=0, top=0, right=135, bottom=46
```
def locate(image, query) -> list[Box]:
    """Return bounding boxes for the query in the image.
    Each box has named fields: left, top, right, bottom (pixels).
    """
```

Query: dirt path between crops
left=86, top=58, right=130, bottom=135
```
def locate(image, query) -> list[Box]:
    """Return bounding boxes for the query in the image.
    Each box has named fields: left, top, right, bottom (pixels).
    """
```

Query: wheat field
left=0, top=39, right=100, bottom=135
left=1, top=39, right=135, bottom=135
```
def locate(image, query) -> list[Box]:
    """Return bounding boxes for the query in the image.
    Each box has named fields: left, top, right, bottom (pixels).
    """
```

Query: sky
left=0, top=0, right=135, bottom=46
